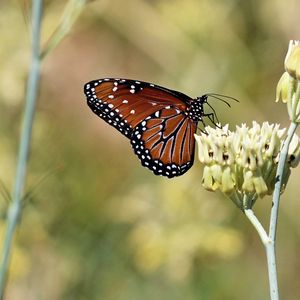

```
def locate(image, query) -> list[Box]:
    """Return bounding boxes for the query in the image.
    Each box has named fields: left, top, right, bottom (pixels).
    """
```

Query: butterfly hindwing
left=130, top=108, right=197, bottom=178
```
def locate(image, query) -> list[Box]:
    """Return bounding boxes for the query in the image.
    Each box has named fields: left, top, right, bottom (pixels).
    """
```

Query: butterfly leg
left=203, top=112, right=221, bottom=128
left=198, top=120, right=208, bottom=134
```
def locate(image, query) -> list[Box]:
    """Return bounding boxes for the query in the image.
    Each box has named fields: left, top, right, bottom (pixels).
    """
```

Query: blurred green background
left=1, top=0, right=300, bottom=299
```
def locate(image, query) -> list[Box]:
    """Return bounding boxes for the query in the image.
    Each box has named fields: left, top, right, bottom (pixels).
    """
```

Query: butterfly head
left=186, top=95, right=208, bottom=122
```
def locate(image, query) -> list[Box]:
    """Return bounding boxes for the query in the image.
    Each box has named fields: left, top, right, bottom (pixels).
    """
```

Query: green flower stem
left=244, top=208, right=277, bottom=300
left=265, top=240, right=278, bottom=300
left=265, top=121, right=298, bottom=300
left=244, top=209, right=270, bottom=244
left=245, top=122, right=298, bottom=300
left=0, top=0, right=43, bottom=297
left=244, top=210, right=278, bottom=300
left=269, top=121, right=298, bottom=240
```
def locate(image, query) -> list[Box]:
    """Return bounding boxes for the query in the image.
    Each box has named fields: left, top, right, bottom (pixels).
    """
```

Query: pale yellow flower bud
left=276, top=40, right=300, bottom=122
left=285, top=40, right=300, bottom=80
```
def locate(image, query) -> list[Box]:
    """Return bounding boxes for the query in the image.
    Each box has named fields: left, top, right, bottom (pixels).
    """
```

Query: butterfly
left=84, top=78, right=231, bottom=178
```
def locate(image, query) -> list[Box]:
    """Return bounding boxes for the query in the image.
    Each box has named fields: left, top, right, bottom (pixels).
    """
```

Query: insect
left=84, top=78, right=232, bottom=178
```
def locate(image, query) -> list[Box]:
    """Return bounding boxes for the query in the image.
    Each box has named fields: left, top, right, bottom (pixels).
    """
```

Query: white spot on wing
left=130, top=109, right=135, bottom=114
left=108, top=95, right=114, bottom=99
left=122, top=100, right=128, bottom=104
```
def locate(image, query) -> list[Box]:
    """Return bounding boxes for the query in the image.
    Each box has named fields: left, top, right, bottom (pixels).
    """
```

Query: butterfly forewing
left=84, top=78, right=191, bottom=138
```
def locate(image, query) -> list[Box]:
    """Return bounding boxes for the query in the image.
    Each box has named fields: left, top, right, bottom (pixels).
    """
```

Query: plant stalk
left=0, top=0, right=43, bottom=297
left=245, top=119, right=298, bottom=300
left=244, top=209, right=270, bottom=244
left=269, top=122, right=298, bottom=241
left=265, top=240, right=278, bottom=300
left=265, top=121, right=298, bottom=300
left=244, top=208, right=279, bottom=300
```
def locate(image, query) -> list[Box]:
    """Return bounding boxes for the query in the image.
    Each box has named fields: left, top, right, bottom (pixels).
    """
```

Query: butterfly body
left=84, top=78, right=208, bottom=178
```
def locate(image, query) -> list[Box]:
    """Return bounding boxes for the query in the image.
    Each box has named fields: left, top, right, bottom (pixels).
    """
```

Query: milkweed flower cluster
left=194, top=122, right=300, bottom=209
left=276, top=40, right=300, bottom=123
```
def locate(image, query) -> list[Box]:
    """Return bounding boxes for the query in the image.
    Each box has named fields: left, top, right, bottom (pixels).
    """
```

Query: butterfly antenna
left=205, top=93, right=239, bottom=108
left=207, top=94, right=231, bottom=107
left=207, top=93, right=239, bottom=102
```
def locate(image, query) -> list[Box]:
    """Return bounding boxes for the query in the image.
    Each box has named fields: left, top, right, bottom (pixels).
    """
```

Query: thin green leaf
left=41, top=0, right=87, bottom=59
